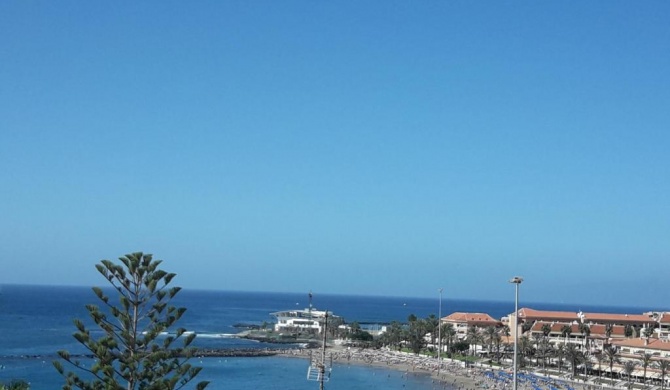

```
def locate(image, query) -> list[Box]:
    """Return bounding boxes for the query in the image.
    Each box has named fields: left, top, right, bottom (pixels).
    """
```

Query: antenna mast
left=307, top=310, right=332, bottom=389
left=309, top=290, right=313, bottom=331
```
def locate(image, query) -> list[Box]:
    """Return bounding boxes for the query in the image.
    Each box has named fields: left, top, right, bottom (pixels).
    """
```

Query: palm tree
left=565, top=343, right=584, bottom=378
left=595, top=350, right=605, bottom=382
left=624, top=324, right=634, bottom=338
left=555, top=344, right=566, bottom=373
left=622, top=360, right=638, bottom=390
left=637, top=351, right=654, bottom=385
left=483, top=326, right=497, bottom=357
left=426, top=314, right=439, bottom=350
left=535, top=338, right=552, bottom=375
left=519, top=335, right=533, bottom=368
left=385, top=321, right=404, bottom=351
left=466, top=326, right=481, bottom=358
left=490, top=332, right=503, bottom=364
left=561, top=324, right=573, bottom=345
left=541, top=323, right=552, bottom=338
left=644, top=326, right=654, bottom=342
left=579, top=323, right=591, bottom=350
left=604, top=345, right=620, bottom=379
left=583, top=349, right=593, bottom=380
left=405, top=317, right=428, bottom=354
left=442, top=323, right=457, bottom=356
left=532, top=333, right=544, bottom=366
left=605, top=323, right=614, bottom=341
left=655, top=359, right=670, bottom=390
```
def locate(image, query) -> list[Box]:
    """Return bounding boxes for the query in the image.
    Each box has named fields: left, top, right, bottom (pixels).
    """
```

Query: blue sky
left=1, top=1, right=669, bottom=309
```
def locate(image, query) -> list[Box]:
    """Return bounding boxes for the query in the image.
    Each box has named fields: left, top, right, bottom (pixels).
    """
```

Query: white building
left=271, top=308, right=339, bottom=334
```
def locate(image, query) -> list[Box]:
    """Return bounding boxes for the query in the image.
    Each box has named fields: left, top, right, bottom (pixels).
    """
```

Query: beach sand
left=277, top=346, right=597, bottom=390
left=277, top=345, right=487, bottom=390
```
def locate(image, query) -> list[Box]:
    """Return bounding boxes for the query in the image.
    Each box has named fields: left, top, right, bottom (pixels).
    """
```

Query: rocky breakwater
left=194, top=348, right=281, bottom=358
left=238, top=329, right=320, bottom=348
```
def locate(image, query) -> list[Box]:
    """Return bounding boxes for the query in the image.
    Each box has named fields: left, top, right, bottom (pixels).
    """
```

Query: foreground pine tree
left=53, top=252, right=209, bottom=390
left=0, top=380, right=30, bottom=390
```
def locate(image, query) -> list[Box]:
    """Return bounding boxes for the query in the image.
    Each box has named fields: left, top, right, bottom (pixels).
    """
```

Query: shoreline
left=277, top=345, right=485, bottom=390
left=275, top=346, right=604, bottom=390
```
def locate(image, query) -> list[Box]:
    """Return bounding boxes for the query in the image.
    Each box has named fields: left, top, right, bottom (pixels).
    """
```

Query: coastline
left=277, top=345, right=484, bottom=390
left=275, top=346, right=605, bottom=390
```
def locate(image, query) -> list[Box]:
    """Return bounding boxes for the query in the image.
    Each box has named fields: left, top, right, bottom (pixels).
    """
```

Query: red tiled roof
left=516, top=308, right=655, bottom=325
left=529, top=321, right=580, bottom=333
left=517, top=308, right=579, bottom=321
left=582, top=312, right=653, bottom=323
left=611, top=338, right=670, bottom=352
left=659, top=312, right=670, bottom=325
left=529, top=321, right=628, bottom=337
left=443, top=312, right=499, bottom=324
left=588, top=323, right=626, bottom=337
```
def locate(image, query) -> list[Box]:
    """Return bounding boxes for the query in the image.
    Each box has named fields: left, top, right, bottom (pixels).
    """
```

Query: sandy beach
left=277, top=346, right=599, bottom=390
left=278, top=345, right=487, bottom=390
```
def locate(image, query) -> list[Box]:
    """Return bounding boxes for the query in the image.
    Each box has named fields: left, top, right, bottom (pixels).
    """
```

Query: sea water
left=0, top=285, right=658, bottom=389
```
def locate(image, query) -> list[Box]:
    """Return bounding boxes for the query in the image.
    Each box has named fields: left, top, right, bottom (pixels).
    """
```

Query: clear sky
left=1, top=1, right=669, bottom=309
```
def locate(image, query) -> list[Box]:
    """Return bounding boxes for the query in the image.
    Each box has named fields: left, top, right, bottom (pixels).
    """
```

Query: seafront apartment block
left=514, top=308, right=660, bottom=346
left=441, top=307, right=670, bottom=381
left=441, top=308, right=670, bottom=347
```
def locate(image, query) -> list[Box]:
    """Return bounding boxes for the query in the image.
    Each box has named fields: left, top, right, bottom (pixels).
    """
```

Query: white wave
left=141, top=331, right=170, bottom=336
left=194, top=333, right=238, bottom=339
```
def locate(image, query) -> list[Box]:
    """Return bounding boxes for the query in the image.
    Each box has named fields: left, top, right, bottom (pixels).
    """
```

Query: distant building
left=511, top=307, right=661, bottom=352
left=513, top=307, right=655, bottom=329
left=360, top=323, right=388, bottom=336
left=271, top=308, right=341, bottom=334
left=579, top=311, right=654, bottom=326
left=442, top=312, right=501, bottom=340
left=448, top=306, right=670, bottom=385
left=338, top=323, right=387, bottom=336
left=656, top=312, right=670, bottom=339
left=516, top=308, right=580, bottom=323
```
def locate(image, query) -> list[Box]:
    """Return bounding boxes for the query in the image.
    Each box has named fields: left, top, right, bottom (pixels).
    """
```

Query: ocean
left=0, top=284, right=660, bottom=389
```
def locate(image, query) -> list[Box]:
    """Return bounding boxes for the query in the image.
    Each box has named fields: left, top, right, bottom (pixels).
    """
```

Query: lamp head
left=509, top=276, right=524, bottom=284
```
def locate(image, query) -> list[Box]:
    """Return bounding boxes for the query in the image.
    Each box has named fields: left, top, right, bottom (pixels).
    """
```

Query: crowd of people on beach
left=279, top=346, right=488, bottom=389
left=279, top=347, right=594, bottom=390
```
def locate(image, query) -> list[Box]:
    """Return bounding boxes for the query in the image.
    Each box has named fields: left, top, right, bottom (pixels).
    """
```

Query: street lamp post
left=509, top=276, right=523, bottom=390
left=438, top=288, right=443, bottom=377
